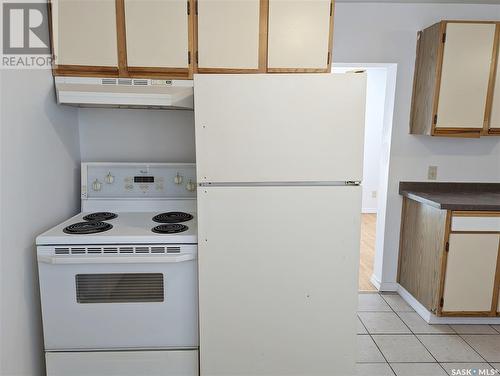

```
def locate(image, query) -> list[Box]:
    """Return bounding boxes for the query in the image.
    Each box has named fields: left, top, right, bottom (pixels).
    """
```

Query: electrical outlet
left=371, top=191, right=377, bottom=198
left=428, top=166, right=438, bottom=180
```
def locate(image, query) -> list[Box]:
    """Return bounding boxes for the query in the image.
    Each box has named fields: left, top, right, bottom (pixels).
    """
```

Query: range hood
left=54, top=77, right=194, bottom=110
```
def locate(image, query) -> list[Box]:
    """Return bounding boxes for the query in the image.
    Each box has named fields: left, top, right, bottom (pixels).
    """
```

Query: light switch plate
left=428, top=166, right=438, bottom=180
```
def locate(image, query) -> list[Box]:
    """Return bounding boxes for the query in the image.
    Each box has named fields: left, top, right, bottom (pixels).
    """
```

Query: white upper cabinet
left=52, top=0, right=118, bottom=67
left=267, top=0, right=332, bottom=71
left=436, top=23, right=497, bottom=129
left=197, top=0, right=261, bottom=70
left=124, top=0, right=189, bottom=68
left=50, top=0, right=336, bottom=77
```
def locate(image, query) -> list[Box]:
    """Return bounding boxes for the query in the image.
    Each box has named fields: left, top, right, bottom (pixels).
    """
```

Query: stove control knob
left=92, top=179, right=102, bottom=192
left=186, top=179, right=196, bottom=192
left=174, top=173, right=183, bottom=185
left=105, top=172, right=114, bottom=184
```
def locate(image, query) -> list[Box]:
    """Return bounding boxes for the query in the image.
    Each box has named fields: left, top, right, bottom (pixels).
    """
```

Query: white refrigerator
left=194, top=73, right=366, bottom=376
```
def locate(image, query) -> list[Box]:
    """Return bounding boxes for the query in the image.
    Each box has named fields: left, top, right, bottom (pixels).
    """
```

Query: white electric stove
left=36, top=163, right=199, bottom=376
left=37, top=211, right=198, bottom=245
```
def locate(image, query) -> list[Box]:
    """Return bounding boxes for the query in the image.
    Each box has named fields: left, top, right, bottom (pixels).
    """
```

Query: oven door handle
left=37, top=254, right=196, bottom=264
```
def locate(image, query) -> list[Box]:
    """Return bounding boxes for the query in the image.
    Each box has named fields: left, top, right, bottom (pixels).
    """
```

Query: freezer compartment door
left=194, top=73, right=366, bottom=183
left=197, top=186, right=361, bottom=376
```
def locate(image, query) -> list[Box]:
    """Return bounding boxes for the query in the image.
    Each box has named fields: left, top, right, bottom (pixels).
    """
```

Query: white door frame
left=333, top=63, right=398, bottom=291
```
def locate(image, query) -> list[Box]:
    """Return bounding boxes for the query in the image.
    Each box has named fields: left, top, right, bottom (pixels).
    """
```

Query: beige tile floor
left=357, top=292, right=500, bottom=375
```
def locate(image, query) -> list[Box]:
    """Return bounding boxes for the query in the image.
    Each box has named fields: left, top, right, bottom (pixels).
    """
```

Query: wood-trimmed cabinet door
left=196, top=0, right=263, bottom=72
left=435, top=22, right=497, bottom=132
left=123, top=0, right=191, bottom=77
left=441, top=233, right=500, bottom=314
left=488, top=25, right=500, bottom=135
left=51, top=0, right=119, bottom=75
left=267, top=0, right=333, bottom=72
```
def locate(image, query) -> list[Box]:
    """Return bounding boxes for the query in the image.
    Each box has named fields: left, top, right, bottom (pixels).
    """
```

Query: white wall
left=0, top=70, right=80, bottom=376
left=78, top=108, right=195, bottom=162
left=362, top=68, right=387, bottom=213
left=333, top=3, right=500, bottom=289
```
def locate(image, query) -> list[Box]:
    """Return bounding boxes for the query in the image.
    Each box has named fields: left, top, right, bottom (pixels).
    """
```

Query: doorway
left=333, top=64, right=397, bottom=292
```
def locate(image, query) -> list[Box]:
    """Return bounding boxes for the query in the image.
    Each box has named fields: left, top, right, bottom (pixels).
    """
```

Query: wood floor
left=359, top=214, right=377, bottom=291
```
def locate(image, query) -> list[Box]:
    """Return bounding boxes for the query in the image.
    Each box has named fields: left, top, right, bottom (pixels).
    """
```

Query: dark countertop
left=399, top=182, right=500, bottom=211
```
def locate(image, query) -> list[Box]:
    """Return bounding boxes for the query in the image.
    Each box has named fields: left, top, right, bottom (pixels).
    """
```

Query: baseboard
left=397, top=285, right=433, bottom=322
left=362, top=208, right=377, bottom=214
left=369, top=274, right=381, bottom=290
left=369, top=275, right=398, bottom=292
left=397, top=284, right=500, bottom=324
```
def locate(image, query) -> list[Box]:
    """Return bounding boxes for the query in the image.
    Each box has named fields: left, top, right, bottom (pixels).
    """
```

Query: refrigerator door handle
left=198, top=181, right=361, bottom=187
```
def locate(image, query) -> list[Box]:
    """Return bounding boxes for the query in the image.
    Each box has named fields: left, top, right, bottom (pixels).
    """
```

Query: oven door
left=37, top=246, right=198, bottom=351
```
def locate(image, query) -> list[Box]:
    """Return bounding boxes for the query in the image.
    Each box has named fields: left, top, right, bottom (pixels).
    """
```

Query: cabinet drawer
left=452, top=215, right=500, bottom=232
left=46, top=350, right=198, bottom=376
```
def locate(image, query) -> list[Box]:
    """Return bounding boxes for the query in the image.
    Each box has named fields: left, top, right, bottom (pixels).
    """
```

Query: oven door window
left=75, top=273, right=164, bottom=303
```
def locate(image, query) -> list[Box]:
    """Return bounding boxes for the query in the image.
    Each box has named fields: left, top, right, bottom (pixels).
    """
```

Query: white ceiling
left=336, top=0, right=500, bottom=3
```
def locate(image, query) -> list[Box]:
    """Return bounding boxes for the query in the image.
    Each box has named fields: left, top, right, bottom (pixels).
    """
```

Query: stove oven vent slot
left=133, top=79, right=148, bottom=86
left=55, top=248, right=70, bottom=255
left=52, top=246, right=184, bottom=256
left=167, top=246, right=181, bottom=253
left=118, top=79, right=133, bottom=86
left=101, top=78, right=117, bottom=85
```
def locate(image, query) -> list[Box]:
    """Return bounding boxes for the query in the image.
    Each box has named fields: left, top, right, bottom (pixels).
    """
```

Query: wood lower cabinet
left=51, top=0, right=119, bottom=75
left=398, top=199, right=448, bottom=312
left=410, top=21, right=500, bottom=137
left=124, top=0, right=191, bottom=77
left=398, top=201, right=500, bottom=317
left=267, top=0, right=333, bottom=72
